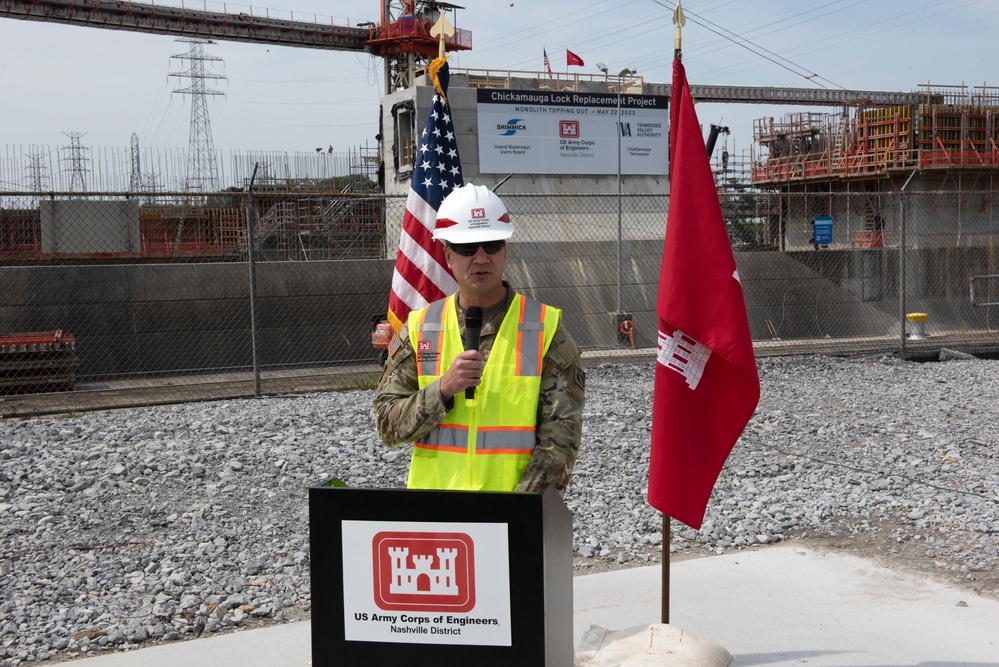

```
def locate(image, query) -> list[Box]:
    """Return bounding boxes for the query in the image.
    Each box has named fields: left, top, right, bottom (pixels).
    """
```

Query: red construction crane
left=0, top=0, right=471, bottom=94
left=367, top=1, right=471, bottom=93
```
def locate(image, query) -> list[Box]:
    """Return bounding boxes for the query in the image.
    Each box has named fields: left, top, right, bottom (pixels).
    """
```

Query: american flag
left=543, top=47, right=553, bottom=78
left=386, top=58, right=462, bottom=332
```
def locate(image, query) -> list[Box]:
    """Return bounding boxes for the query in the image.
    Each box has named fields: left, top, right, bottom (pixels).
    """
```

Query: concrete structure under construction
left=751, top=83, right=999, bottom=252
left=377, top=68, right=965, bottom=249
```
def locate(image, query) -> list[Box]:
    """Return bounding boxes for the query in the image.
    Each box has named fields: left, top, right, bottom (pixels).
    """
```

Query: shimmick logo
left=497, top=119, right=527, bottom=136
left=371, top=532, right=476, bottom=612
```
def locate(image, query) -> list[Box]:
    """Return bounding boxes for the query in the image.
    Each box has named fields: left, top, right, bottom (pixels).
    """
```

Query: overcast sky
left=1, top=0, right=996, bottom=162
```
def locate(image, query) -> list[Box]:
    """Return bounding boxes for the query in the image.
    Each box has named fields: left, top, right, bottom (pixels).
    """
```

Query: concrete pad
left=573, top=546, right=999, bottom=666
left=62, top=621, right=311, bottom=666
left=65, top=546, right=999, bottom=666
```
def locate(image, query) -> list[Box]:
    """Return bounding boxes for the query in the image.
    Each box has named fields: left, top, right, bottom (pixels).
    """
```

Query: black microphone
left=464, top=306, right=483, bottom=400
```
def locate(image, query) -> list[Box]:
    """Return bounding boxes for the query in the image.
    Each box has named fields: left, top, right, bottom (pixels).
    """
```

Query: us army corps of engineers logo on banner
left=341, top=521, right=512, bottom=645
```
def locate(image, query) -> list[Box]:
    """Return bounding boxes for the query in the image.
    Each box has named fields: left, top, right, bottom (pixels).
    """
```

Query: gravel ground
left=1, top=354, right=998, bottom=665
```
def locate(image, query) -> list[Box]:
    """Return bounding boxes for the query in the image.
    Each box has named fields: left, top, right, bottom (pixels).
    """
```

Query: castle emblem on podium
left=388, top=546, right=459, bottom=595
left=372, top=531, right=476, bottom=612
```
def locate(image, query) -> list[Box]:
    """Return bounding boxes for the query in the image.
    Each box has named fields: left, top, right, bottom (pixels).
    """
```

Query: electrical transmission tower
left=129, top=133, right=143, bottom=193
left=62, top=132, right=89, bottom=193
left=26, top=151, right=49, bottom=192
left=170, top=38, right=226, bottom=193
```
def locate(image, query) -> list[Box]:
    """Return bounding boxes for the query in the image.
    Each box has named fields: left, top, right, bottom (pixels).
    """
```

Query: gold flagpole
left=427, top=13, right=455, bottom=103
left=673, top=0, right=685, bottom=62
left=430, top=12, right=454, bottom=61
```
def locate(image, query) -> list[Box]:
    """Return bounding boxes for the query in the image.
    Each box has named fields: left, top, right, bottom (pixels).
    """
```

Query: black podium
left=309, top=482, right=573, bottom=667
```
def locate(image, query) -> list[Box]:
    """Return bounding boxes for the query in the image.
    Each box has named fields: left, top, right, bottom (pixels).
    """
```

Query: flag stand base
left=575, top=623, right=733, bottom=666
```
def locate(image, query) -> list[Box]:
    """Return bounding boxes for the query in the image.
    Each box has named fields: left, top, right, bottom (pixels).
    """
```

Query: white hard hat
left=433, top=184, right=513, bottom=243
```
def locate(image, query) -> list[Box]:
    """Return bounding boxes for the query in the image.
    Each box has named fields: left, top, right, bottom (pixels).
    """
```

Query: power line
left=648, top=0, right=847, bottom=89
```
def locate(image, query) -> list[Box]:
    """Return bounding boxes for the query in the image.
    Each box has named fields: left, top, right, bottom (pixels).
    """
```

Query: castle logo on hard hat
left=471, top=208, right=486, bottom=219
left=371, top=531, right=476, bottom=612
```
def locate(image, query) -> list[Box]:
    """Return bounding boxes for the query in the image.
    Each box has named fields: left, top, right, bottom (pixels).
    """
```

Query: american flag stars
left=387, top=58, right=463, bottom=330
left=413, top=94, right=463, bottom=198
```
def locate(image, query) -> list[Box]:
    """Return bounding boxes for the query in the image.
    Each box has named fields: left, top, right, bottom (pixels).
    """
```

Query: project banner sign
left=341, top=520, right=512, bottom=646
left=477, top=88, right=668, bottom=175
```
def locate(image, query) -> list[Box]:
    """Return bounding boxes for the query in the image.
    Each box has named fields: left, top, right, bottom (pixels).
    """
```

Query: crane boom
left=0, top=0, right=371, bottom=50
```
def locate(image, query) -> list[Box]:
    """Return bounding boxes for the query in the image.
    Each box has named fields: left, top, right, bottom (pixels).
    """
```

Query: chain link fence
left=1, top=188, right=997, bottom=414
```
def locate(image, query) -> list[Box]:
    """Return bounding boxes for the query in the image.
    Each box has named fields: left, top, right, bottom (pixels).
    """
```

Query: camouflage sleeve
left=514, top=321, right=585, bottom=497
left=373, top=323, right=451, bottom=447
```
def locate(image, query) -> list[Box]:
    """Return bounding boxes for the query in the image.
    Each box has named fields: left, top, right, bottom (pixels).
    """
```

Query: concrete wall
left=776, top=174, right=999, bottom=251
left=1, top=246, right=992, bottom=381
left=0, top=261, right=391, bottom=380
left=40, top=200, right=141, bottom=254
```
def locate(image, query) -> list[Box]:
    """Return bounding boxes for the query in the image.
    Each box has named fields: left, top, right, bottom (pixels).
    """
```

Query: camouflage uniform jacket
left=374, top=284, right=585, bottom=497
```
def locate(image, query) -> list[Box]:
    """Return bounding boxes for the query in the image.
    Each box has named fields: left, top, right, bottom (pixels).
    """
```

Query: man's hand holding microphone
left=438, top=306, right=483, bottom=403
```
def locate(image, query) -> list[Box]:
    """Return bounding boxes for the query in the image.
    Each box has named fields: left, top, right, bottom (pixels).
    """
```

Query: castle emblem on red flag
left=371, top=532, right=476, bottom=612
left=657, top=328, right=710, bottom=390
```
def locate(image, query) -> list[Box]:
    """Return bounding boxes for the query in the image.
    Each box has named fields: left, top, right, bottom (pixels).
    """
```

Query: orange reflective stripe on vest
left=418, top=423, right=468, bottom=453
left=475, top=426, right=536, bottom=455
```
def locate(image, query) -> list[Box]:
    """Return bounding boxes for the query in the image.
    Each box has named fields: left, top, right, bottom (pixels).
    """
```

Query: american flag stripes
left=386, top=58, right=463, bottom=332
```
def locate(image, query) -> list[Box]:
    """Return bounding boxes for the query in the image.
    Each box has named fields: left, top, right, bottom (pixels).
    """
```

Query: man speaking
left=374, top=184, right=585, bottom=497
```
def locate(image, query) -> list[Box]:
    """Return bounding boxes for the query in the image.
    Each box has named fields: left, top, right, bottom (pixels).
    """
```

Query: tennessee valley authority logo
left=372, top=532, right=475, bottom=612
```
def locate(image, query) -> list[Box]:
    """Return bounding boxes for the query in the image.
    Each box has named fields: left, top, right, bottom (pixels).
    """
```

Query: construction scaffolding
left=0, top=141, right=383, bottom=263
left=0, top=191, right=384, bottom=263
left=918, top=83, right=999, bottom=170
left=752, top=83, right=999, bottom=186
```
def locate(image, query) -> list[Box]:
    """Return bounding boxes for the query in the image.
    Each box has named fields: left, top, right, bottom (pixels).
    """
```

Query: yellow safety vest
left=407, top=293, right=561, bottom=491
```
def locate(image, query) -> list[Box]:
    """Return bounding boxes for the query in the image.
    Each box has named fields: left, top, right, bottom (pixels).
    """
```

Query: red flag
left=647, top=59, right=760, bottom=530
left=566, top=49, right=584, bottom=67
left=386, top=58, right=460, bottom=332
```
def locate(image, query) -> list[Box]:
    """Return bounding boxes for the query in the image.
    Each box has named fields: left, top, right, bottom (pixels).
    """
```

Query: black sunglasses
left=447, top=240, right=506, bottom=257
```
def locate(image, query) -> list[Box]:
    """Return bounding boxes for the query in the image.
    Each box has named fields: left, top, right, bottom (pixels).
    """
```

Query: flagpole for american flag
left=385, top=13, right=463, bottom=332
left=661, top=0, right=685, bottom=628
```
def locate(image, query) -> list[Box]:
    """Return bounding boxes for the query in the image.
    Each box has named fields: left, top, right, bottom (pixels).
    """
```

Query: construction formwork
left=0, top=189, right=384, bottom=264
left=752, top=83, right=999, bottom=186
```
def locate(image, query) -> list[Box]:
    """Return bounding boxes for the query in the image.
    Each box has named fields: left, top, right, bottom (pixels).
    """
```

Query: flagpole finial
left=430, top=12, right=455, bottom=60
left=672, top=0, right=686, bottom=61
